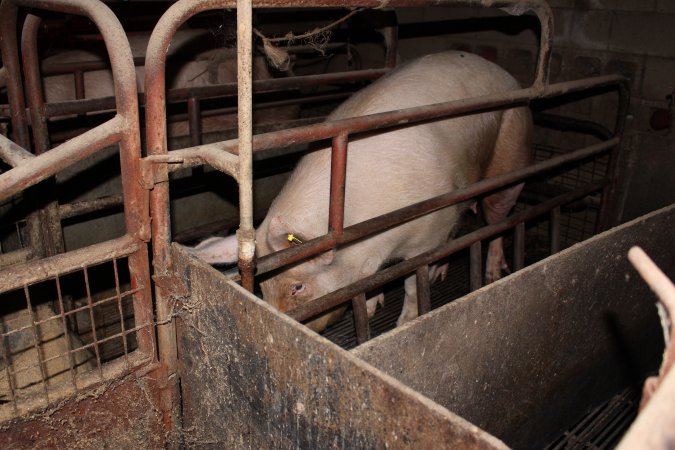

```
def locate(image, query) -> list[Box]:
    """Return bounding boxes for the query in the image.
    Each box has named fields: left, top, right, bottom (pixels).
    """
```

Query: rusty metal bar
left=258, top=137, right=619, bottom=274
left=328, top=132, right=349, bottom=237
left=83, top=265, right=104, bottom=379
left=550, top=206, right=561, bottom=254
left=0, top=66, right=7, bottom=88
left=187, top=97, right=202, bottom=147
left=513, top=222, right=525, bottom=272
left=0, top=116, right=123, bottom=202
left=596, top=80, right=631, bottom=231
left=352, top=293, right=370, bottom=344
left=0, top=235, right=138, bottom=293
left=289, top=179, right=607, bottom=322
left=470, top=241, right=482, bottom=291
left=0, top=1, right=31, bottom=149
left=23, top=284, right=51, bottom=402
left=176, top=74, right=627, bottom=163
left=54, top=274, right=78, bottom=391
left=58, top=194, right=124, bottom=220
left=237, top=0, right=255, bottom=293
left=0, top=132, right=34, bottom=167
left=22, top=13, right=65, bottom=258
left=416, top=264, right=431, bottom=315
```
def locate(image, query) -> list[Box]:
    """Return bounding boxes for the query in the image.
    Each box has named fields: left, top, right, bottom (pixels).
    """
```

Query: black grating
left=544, top=388, right=639, bottom=449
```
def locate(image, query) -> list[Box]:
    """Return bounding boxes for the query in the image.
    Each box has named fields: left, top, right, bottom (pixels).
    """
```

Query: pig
left=41, top=29, right=298, bottom=136
left=188, top=50, right=532, bottom=331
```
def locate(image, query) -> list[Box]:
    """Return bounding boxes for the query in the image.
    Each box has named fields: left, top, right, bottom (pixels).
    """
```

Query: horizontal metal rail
left=145, top=74, right=626, bottom=177
left=288, top=179, right=607, bottom=322
left=257, top=137, right=619, bottom=274
left=0, top=234, right=139, bottom=292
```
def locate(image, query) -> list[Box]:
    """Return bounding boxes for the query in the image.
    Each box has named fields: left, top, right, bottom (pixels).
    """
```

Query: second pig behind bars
left=189, top=50, right=533, bottom=331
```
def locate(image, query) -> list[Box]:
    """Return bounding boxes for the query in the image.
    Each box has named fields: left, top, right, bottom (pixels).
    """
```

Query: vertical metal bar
left=328, top=132, right=348, bottom=237
left=470, top=241, right=482, bottom=291
left=74, top=69, right=85, bottom=100
left=112, top=258, right=129, bottom=369
left=187, top=96, right=202, bottom=147
left=237, top=0, right=255, bottom=293
left=381, top=11, right=398, bottom=69
left=351, top=293, right=370, bottom=345
left=21, top=14, right=66, bottom=258
left=416, top=264, right=431, bottom=315
left=0, top=324, right=18, bottom=414
left=0, top=1, right=31, bottom=149
left=83, top=266, right=103, bottom=379
left=513, top=222, right=525, bottom=272
left=597, top=82, right=631, bottom=231
left=23, top=284, right=50, bottom=402
left=54, top=274, right=77, bottom=391
left=550, top=206, right=561, bottom=255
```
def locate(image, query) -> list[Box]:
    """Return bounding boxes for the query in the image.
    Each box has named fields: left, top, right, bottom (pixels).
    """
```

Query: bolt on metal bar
left=352, top=293, right=370, bottom=344
left=288, top=179, right=607, bottom=323
left=258, top=137, right=619, bottom=275
left=470, top=241, right=482, bottom=291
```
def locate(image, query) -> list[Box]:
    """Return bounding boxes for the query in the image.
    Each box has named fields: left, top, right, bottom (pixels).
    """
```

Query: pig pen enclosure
left=0, top=0, right=673, bottom=448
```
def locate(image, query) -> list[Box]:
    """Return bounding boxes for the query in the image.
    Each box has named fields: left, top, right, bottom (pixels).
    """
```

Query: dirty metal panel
left=172, top=244, right=507, bottom=449
left=0, top=372, right=167, bottom=449
left=354, top=205, right=673, bottom=449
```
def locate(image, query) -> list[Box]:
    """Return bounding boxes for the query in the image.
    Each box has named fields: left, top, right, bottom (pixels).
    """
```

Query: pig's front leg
left=397, top=274, right=419, bottom=326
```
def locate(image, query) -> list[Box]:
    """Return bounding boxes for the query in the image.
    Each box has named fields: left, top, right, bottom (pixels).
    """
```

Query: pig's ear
left=267, top=215, right=293, bottom=252
left=185, top=235, right=238, bottom=264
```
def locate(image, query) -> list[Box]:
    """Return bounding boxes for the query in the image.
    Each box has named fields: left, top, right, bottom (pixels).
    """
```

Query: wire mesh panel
left=0, top=251, right=152, bottom=420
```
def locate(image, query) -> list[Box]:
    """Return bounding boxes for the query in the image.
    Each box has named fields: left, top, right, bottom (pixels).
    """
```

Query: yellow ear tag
left=287, top=233, right=303, bottom=245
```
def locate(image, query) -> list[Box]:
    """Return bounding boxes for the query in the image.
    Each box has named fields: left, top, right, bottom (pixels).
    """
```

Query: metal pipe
left=187, top=97, right=202, bottom=147
left=237, top=0, right=255, bottom=293
left=328, top=133, right=349, bottom=236
left=176, top=74, right=627, bottom=161
left=58, top=194, right=124, bottom=220
left=470, top=241, right=482, bottom=291
left=416, top=264, right=431, bottom=315
left=257, top=138, right=619, bottom=274
left=0, top=235, right=139, bottom=293
left=0, top=1, right=31, bottom=149
left=352, top=293, right=370, bottom=344
left=513, top=221, right=525, bottom=271
left=0, top=115, right=123, bottom=202
left=22, top=14, right=65, bottom=258
left=0, top=133, right=34, bottom=167
left=550, top=206, right=561, bottom=254
left=288, top=179, right=607, bottom=322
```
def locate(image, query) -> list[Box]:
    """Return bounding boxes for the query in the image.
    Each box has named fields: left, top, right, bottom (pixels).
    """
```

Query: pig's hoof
left=485, top=262, right=511, bottom=284
left=431, top=263, right=449, bottom=284
left=396, top=309, right=418, bottom=327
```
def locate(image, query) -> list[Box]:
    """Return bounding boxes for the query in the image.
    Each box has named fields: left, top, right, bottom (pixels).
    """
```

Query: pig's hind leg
left=397, top=263, right=446, bottom=326
left=482, top=107, right=532, bottom=284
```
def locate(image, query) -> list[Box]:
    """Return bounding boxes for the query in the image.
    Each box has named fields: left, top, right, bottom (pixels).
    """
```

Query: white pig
left=188, top=51, right=532, bottom=331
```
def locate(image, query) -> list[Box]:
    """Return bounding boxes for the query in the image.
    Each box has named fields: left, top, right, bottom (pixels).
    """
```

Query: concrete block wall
left=396, top=3, right=675, bottom=223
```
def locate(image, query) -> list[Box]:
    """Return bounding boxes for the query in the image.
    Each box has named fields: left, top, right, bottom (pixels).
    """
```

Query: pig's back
left=272, top=51, right=524, bottom=235
left=329, top=51, right=519, bottom=120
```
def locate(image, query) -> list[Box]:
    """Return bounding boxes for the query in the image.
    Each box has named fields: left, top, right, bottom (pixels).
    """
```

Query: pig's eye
left=290, top=283, right=305, bottom=296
